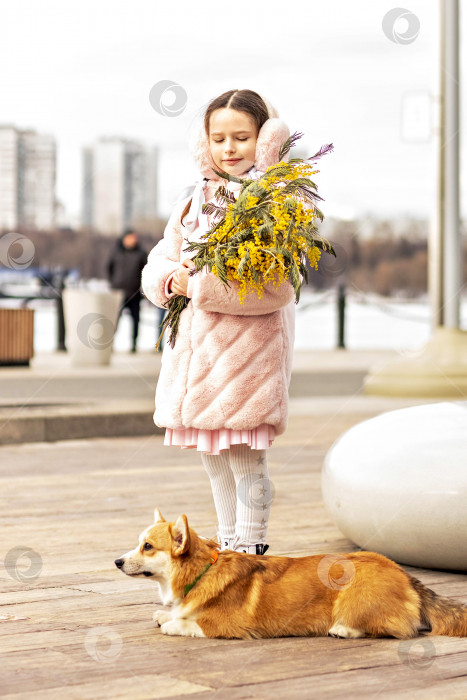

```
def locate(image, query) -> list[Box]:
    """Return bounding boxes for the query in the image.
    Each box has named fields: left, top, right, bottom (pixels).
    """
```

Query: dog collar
left=183, top=550, right=218, bottom=597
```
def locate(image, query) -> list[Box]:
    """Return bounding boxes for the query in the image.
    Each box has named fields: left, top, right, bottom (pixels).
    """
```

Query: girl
left=141, top=89, right=295, bottom=554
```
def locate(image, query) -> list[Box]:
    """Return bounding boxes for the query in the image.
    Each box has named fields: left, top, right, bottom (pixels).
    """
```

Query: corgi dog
left=115, top=509, right=467, bottom=640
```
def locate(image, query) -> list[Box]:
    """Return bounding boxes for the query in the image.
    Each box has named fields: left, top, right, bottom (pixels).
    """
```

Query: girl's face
left=208, top=108, right=258, bottom=177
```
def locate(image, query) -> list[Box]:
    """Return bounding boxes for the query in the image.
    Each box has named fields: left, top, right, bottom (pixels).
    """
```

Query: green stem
left=155, top=295, right=190, bottom=351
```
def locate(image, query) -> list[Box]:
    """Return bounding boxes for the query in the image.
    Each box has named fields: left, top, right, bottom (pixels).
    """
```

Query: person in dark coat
left=107, top=228, right=147, bottom=352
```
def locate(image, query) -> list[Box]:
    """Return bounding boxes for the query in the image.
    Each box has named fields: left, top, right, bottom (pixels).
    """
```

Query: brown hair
left=180, top=89, right=270, bottom=226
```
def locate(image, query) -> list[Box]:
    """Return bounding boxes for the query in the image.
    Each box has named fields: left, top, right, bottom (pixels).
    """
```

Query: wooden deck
left=1, top=411, right=467, bottom=699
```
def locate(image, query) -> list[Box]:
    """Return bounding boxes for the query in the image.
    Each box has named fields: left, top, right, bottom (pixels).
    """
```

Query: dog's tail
left=409, top=575, right=467, bottom=637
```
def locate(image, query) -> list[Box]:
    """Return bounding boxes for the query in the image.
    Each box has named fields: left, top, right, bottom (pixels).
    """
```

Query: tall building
left=81, top=137, right=158, bottom=236
left=0, top=125, right=56, bottom=230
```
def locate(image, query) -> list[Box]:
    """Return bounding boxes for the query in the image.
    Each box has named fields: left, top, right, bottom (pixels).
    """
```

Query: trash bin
left=63, top=287, right=123, bottom=366
left=0, top=307, right=34, bottom=366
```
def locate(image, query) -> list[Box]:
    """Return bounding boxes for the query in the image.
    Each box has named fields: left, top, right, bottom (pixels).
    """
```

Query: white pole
left=430, top=0, right=445, bottom=329
left=443, top=0, right=461, bottom=328
left=364, top=0, right=466, bottom=396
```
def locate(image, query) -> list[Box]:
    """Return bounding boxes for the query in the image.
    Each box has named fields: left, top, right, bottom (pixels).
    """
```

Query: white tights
left=200, top=444, right=272, bottom=550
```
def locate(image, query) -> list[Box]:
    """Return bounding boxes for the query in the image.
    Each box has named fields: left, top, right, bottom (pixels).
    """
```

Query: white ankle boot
left=218, top=534, right=269, bottom=554
left=218, top=534, right=236, bottom=551
left=234, top=542, right=269, bottom=555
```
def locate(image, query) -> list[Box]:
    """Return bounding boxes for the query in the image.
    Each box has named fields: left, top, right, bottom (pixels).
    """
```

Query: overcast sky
left=1, top=0, right=465, bottom=224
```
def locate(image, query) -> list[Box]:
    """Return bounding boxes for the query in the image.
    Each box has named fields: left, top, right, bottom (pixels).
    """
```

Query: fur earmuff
left=254, top=118, right=290, bottom=172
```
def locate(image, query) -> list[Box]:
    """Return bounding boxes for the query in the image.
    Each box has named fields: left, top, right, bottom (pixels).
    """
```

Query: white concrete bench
left=322, top=402, right=467, bottom=571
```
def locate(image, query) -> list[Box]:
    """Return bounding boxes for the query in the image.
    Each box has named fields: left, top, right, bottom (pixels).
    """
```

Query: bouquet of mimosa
left=156, top=132, right=335, bottom=350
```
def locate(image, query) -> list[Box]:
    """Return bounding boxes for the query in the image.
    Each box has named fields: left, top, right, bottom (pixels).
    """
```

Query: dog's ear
left=154, top=508, right=166, bottom=523
left=170, top=514, right=190, bottom=556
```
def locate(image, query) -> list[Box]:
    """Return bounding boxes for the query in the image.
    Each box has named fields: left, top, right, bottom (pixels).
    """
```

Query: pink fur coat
left=141, top=117, right=296, bottom=435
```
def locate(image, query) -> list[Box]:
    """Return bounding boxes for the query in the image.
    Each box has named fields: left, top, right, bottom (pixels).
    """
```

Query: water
left=3, top=291, right=465, bottom=354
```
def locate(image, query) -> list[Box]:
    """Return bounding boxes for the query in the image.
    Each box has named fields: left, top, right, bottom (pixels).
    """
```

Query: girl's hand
left=171, top=259, right=195, bottom=296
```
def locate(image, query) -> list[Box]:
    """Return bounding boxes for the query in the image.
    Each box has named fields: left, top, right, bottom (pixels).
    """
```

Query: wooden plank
left=1, top=672, right=212, bottom=699
left=1, top=412, right=467, bottom=699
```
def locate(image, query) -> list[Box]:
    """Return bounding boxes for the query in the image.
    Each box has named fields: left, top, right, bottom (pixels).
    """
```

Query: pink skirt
left=164, top=424, right=275, bottom=455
